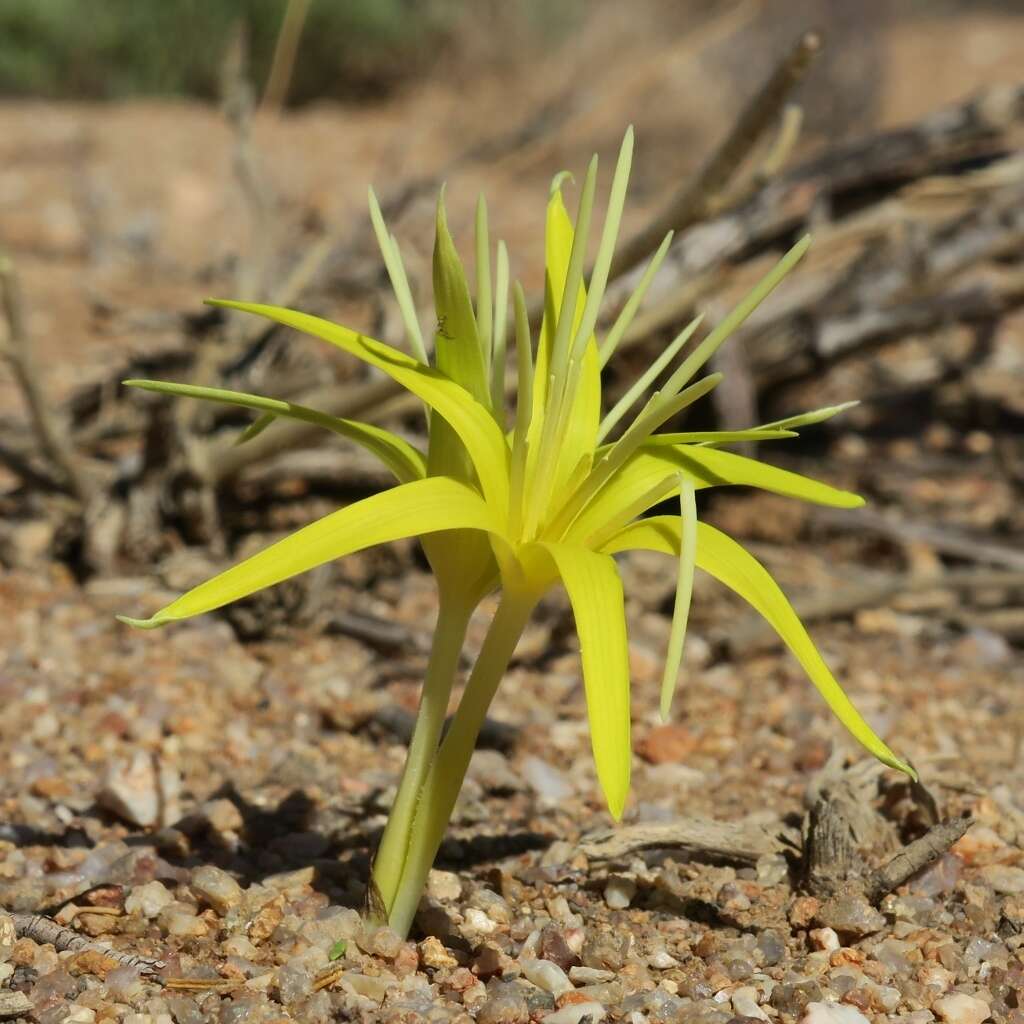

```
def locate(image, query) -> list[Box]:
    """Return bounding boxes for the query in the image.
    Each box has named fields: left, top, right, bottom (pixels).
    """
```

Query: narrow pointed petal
left=659, top=478, right=696, bottom=720
left=601, top=517, right=916, bottom=778
left=524, top=182, right=602, bottom=535
left=531, top=542, right=631, bottom=819
left=660, top=236, right=811, bottom=399
left=598, top=315, right=703, bottom=442
left=433, top=192, right=490, bottom=405
left=754, top=401, right=860, bottom=432
left=119, top=478, right=498, bottom=629
left=367, top=187, right=428, bottom=363
left=648, top=429, right=797, bottom=445
left=205, top=301, right=509, bottom=513
left=658, top=446, right=864, bottom=508
left=124, top=379, right=426, bottom=483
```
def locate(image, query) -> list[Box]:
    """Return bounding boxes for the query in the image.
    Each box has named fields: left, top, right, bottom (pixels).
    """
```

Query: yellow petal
left=123, top=379, right=426, bottom=483
left=602, top=517, right=916, bottom=778
left=206, top=300, right=510, bottom=516
left=569, top=444, right=863, bottom=546
left=119, top=478, right=498, bottom=629
left=530, top=541, right=631, bottom=818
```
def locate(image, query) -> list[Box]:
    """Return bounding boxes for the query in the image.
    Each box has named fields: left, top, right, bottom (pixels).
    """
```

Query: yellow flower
left=121, top=128, right=912, bottom=936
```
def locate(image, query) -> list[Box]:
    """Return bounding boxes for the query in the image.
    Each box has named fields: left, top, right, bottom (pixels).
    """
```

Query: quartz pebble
left=603, top=877, right=636, bottom=910
left=426, top=869, right=463, bottom=902
left=521, top=756, right=572, bottom=801
left=97, top=752, right=180, bottom=829
left=520, top=957, right=573, bottom=997
left=191, top=865, right=243, bottom=915
left=125, top=880, right=174, bottom=919
left=569, top=966, right=615, bottom=985
left=418, top=935, right=458, bottom=969
left=932, top=993, right=992, bottom=1024
left=542, top=1002, right=606, bottom=1024
left=816, top=894, right=886, bottom=938
left=801, top=1002, right=871, bottom=1024
left=979, top=864, right=1024, bottom=894
left=809, top=927, right=840, bottom=952
left=478, top=981, right=530, bottom=1024
left=647, top=950, right=679, bottom=970
left=732, top=986, right=769, bottom=1021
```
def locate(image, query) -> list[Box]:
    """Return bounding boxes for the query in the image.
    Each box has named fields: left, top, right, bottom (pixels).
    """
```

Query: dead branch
left=579, top=816, right=787, bottom=865
left=866, top=815, right=973, bottom=903
left=12, top=912, right=165, bottom=974
left=0, top=252, right=93, bottom=502
left=801, top=761, right=971, bottom=906
left=723, top=566, right=1024, bottom=654
left=812, top=507, right=1024, bottom=571
left=610, top=29, right=822, bottom=279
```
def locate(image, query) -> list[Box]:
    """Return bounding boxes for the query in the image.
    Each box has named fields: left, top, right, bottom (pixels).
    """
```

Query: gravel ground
left=1, top=499, right=1022, bottom=1024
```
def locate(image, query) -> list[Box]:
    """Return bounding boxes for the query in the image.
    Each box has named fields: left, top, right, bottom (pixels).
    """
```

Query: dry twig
left=579, top=816, right=788, bottom=865
left=12, top=913, right=165, bottom=974
left=0, top=252, right=92, bottom=502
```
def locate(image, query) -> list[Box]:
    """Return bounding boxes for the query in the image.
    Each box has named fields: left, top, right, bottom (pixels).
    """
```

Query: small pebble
left=809, top=927, right=840, bottom=952
left=0, top=911, right=15, bottom=959
left=603, top=877, right=636, bottom=910
left=732, top=986, right=769, bottom=1022
left=520, top=957, right=573, bottom=997
left=418, top=936, right=458, bottom=970
left=647, top=950, right=679, bottom=970
left=543, top=1002, right=606, bottom=1024
left=426, top=869, right=463, bottom=902
left=477, top=981, right=530, bottom=1024
left=521, top=756, right=573, bottom=801
left=815, top=894, right=886, bottom=938
left=932, top=993, right=992, bottom=1024
left=979, top=865, right=1024, bottom=894
left=801, top=1002, right=871, bottom=1024
left=124, top=880, right=174, bottom=921
left=191, top=865, right=243, bottom=915
left=569, top=966, right=615, bottom=985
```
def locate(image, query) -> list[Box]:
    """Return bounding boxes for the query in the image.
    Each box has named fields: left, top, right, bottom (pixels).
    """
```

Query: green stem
left=386, top=587, right=538, bottom=938
left=370, top=592, right=473, bottom=920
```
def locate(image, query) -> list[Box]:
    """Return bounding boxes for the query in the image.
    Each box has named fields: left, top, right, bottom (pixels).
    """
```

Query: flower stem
left=385, top=587, right=537, bottom=938
left=370, top=592, right=473, bottom=920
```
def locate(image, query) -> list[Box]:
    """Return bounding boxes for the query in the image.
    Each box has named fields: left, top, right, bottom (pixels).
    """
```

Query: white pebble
left=125, top=881, right=174, bottom=919
left=809, top=927, right=840, bottom=952
left=520, top=957, right=573, bottom=997
left=425, top=869, right=462, bottom=902
left=647, top=950, right=679, bottom=970
left=801, top=1002, right=871, bottom=1024
left=463, top=907, right=498, bottom=935
left=542, top=1002, right=607, bottom=1024
left=569, top=966, right=615, bottom=984
left=603, top=877, right=636, bottom=910
left=732, top=986, right=768, bottom=1021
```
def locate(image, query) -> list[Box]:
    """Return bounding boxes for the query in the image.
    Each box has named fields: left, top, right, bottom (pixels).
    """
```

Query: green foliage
left=0, top=0, right=457, bottom=102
